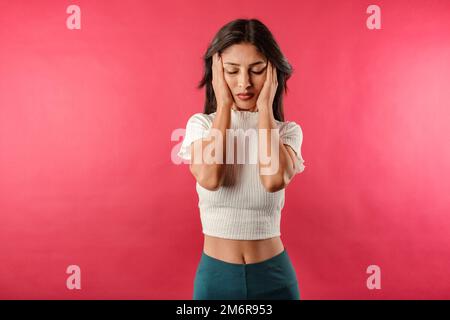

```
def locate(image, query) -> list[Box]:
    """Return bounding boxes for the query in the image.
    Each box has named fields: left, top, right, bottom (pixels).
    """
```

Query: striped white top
left=177, top=108, right=305, bottom=240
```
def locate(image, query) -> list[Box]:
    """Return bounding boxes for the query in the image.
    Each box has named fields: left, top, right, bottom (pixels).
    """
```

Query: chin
left=235, top=100, right=254, bottom=108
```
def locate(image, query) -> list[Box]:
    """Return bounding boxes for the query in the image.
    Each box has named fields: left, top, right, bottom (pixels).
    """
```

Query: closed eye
left=226, top=70, right=265, bottom=75
left=252, top=70, right=265, bottom=75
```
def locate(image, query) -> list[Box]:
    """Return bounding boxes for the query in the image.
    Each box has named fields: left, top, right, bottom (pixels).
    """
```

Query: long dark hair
left=197, top=19, right=294, bottom=122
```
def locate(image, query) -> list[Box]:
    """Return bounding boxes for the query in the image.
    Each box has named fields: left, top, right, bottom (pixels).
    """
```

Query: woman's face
left=220, top=43, right=268, bottom=111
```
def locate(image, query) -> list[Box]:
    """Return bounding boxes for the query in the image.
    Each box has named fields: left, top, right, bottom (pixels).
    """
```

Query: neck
left=231, top=103, right=258, bottom=112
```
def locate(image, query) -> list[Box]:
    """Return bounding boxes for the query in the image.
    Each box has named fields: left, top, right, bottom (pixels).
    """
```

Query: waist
left=203, top=234, right=284, bottom=264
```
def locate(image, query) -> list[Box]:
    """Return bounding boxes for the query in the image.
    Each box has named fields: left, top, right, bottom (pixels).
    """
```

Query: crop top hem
left=202, top=230, right=282, bottom=241
left=199, top=208, right=282, bottom=240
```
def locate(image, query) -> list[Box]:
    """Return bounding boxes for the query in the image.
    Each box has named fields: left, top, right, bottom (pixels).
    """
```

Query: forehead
left=221, top=43, right=266, bottom=65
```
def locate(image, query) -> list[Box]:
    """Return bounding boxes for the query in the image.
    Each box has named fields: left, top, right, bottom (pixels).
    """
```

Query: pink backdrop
left=1, top=0, right=449, bottom=299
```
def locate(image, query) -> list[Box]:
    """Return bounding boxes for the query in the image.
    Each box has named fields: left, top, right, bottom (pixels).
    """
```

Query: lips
left=237, top=93, right=254, bottom=100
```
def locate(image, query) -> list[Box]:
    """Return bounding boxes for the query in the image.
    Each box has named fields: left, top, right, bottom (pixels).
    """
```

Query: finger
left=212, top=53, right=215, bottom=78
left=218, top=53, right=224, bottom=72
left=212, top=53, right=218, bottom=81
left=267, top=60, right=272, bottom=83
left=218, top=54, right=227, bottom=84
left=273, top=62, right=277, bottom=84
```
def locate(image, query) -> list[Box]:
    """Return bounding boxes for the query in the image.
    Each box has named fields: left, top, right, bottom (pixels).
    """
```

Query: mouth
left=236, top=93, right=254, bottom=101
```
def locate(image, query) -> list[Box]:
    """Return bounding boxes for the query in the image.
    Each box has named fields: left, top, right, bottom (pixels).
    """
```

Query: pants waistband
left=201, top=248, right=291, bottom=271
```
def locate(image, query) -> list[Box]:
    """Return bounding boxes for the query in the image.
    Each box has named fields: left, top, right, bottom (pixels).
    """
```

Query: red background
left=1, top=0, right=449, bottom=299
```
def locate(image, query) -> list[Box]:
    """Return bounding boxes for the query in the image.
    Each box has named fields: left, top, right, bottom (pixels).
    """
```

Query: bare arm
left=256, top=60, right=299, bottom=193
left=189, top=106, right=230, bottom=191
left=258, top=108, right=296, bottom=193
left=187, top=52, right=234, bottom=190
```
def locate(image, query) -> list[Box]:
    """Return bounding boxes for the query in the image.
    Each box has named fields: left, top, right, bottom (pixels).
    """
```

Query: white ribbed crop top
left=177, top=108, right=305, bottom=240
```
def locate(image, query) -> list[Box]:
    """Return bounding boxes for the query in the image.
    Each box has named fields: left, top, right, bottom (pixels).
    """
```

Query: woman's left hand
left=256, top=60, right=278, bottom=111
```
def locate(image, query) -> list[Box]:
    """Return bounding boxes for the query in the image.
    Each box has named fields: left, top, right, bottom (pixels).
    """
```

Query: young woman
left=177, top=18, right=306, bottom=300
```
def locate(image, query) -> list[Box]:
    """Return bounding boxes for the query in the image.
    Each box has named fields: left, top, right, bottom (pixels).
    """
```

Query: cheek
left=254, top=77, right=265, bottom=92
left=223, top=76, right=235, bottom=88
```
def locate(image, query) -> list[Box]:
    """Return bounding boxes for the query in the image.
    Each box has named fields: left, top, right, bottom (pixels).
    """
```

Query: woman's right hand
left=212, top=52, right=234, bottom=110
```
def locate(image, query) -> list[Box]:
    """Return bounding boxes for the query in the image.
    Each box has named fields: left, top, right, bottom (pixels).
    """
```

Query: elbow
left=261, top=174, right=286, bottom=193
left=260, top=167, right=294, bottom=193
left=196, top=169, right=223, bottom=191
left=263, top=181, right=285, bottom=193
left=198, top=178, right=221, bottom=191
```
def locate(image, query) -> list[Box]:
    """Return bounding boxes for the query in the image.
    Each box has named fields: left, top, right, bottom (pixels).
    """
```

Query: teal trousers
left=193, top=248, right=300, bottom=300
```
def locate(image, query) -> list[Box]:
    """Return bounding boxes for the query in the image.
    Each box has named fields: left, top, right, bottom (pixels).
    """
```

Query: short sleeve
left=279, top=121, right=306, bottom=173
left=177, top=113, right=212, bottom=161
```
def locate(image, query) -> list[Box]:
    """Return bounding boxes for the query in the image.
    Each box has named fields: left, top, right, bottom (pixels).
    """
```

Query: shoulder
left=186, top=112, right=215, bottom=128
left=275, top=119, right=303, bottom=137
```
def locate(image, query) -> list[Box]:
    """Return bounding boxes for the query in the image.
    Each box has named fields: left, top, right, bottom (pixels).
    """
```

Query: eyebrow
left=224, top=61, right=266, bottom=66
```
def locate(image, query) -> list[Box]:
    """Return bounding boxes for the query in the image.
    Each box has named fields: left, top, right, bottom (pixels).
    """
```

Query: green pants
left=193, top=248, right=300, bottom=300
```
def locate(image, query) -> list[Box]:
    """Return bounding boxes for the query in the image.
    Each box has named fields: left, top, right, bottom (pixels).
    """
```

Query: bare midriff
left=203, top=234, right=285, bottom=264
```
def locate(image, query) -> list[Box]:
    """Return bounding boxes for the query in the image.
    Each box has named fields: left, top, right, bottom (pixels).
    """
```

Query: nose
left=238, top=72, right=252, bottom=88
